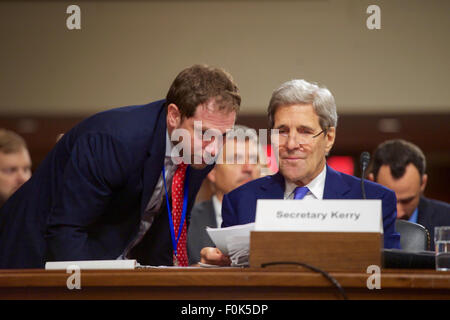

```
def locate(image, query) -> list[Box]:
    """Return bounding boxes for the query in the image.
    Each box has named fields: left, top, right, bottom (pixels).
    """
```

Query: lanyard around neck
left=162, top=165, right=190, bottom=256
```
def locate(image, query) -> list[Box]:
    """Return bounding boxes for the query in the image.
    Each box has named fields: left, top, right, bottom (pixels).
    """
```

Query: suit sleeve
left=382, top=190, right=401, bottom=249
left=45, top=132, right=132, bottom=261
left=221, top=193, right=238, bottom=228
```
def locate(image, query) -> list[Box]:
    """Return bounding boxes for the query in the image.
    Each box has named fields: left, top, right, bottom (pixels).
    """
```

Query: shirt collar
left=165, top=129, right=173, bottom=157
left=408, top=207, right=419, bottom=223
left=284, top=164, right=327, bottom=200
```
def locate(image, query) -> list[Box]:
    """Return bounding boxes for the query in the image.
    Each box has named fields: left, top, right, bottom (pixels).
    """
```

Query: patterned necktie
left=293, top=186, right=309, bottom=200
left=171, top=162, right=188, bottom=266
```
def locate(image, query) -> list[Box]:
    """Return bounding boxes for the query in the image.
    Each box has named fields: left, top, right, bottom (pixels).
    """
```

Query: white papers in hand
left=227, top=235, right=250, bottom=267
left=206, top=222, right=254, bottom=265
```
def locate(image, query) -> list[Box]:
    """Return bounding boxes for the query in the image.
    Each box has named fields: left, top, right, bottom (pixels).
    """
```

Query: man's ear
left=368, top=173, right=375, bottom=181
left=324, top=127, right=336, bottom=154
left=420, top=174, right=428, bottom=193
left=166, top=103, right=181, bottom=132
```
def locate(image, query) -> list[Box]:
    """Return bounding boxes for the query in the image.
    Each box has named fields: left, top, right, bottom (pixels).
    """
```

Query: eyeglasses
left=273, top=128, right=328, bottom=146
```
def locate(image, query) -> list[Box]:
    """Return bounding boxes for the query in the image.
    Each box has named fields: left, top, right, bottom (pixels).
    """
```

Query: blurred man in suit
left=201, top=79, right=400, bottom=265
left=187, top=125, right=261, bottom=264
left=0, top=129, right=32, bottom=208
left=0, top=64, right=240, bottom=268
left=368, top=139, right=450, bottom=250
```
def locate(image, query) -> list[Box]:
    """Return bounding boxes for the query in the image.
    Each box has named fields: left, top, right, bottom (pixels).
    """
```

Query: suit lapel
left=417, top=197, right=430, bottom=227
left=140, top=106, right=167, bottom=215
left=259, top=172, right=285, bottom=199
left=323, top=165, right=351, bottom=199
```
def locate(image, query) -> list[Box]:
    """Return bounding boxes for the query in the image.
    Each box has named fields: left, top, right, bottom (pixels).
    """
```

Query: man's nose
left=286, top=133, right=299, bottom=150
left=396, top=203, right=406, bottom=219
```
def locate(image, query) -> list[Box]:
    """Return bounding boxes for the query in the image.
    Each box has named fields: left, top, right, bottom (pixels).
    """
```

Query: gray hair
left=267, top=79, right=338, bottom=130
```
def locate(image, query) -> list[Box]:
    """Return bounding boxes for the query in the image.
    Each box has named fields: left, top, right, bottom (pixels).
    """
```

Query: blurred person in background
left=187, top=125, right=261, bottom=264
left=0, top=129, right=32, bottom=207
left=368, top=139, right=450, bottom=250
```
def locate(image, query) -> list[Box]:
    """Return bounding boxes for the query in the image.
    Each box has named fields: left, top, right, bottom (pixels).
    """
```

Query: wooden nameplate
left=249, top=231, right=383, bottom=272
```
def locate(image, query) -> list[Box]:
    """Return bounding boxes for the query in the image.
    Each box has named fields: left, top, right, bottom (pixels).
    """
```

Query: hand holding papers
left=206, top=223, right=254, bottom=267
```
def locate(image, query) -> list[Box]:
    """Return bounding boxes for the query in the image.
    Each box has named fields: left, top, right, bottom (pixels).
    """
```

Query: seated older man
left=201, top=79, right=401, bottom=265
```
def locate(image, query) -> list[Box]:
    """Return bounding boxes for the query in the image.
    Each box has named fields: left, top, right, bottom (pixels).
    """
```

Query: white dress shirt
left=211, top=195, right=222, bottom=228
left=283, top=165, right=327, bottom=200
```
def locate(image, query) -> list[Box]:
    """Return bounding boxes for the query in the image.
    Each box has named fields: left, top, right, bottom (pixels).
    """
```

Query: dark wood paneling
left=1, top=113, right=449, bottom=202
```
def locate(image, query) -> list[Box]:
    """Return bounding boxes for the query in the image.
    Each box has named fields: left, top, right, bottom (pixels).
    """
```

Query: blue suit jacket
left=0, top=100, right=213, bottom=268
left=222, top=165, right=401, bottom=249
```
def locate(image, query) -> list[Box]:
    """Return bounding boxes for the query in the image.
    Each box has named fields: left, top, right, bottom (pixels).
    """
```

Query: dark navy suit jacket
left=0, top=100, right=213, bottom=268
left=417, top=197, right=450, bottom=250
left=222, top=165, right=401, bottom=249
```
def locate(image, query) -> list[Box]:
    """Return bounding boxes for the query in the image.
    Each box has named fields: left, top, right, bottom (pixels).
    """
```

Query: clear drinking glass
left=435, top=226, right=450, bottom=271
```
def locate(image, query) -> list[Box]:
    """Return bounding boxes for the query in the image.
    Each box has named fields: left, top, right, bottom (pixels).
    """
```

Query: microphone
left=360, top=151, right=370, bottom=199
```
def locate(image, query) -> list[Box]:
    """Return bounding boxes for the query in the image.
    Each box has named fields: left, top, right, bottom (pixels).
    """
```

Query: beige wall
left=1, top=0, right=449, bottom=115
